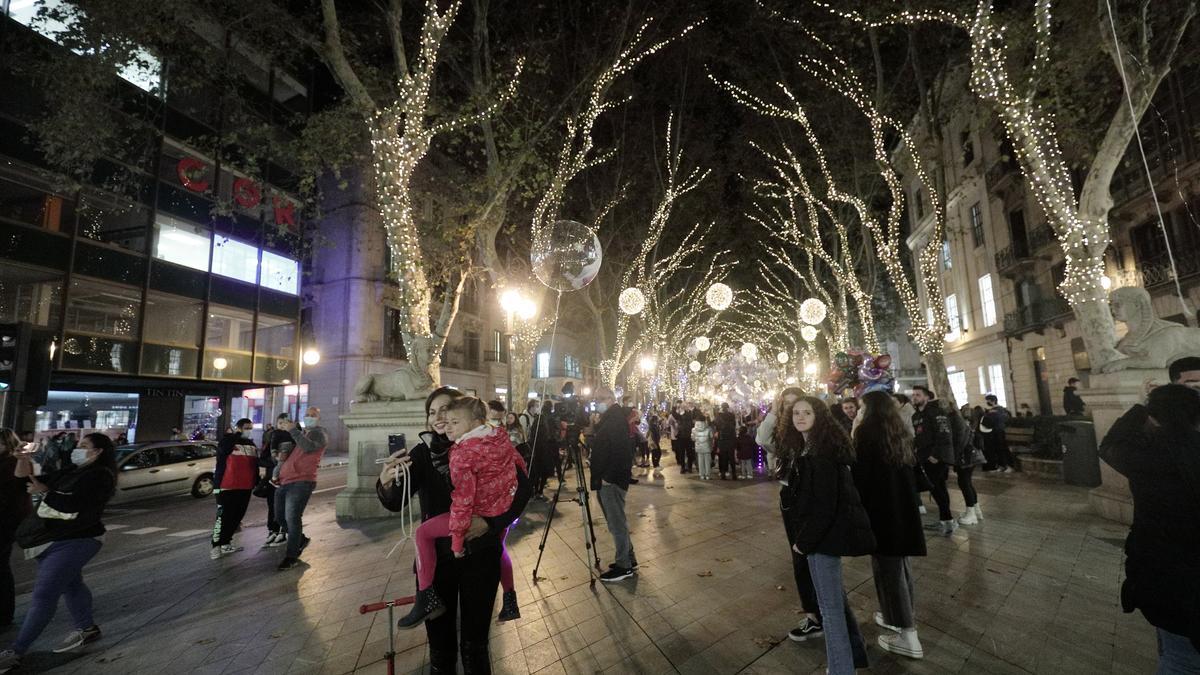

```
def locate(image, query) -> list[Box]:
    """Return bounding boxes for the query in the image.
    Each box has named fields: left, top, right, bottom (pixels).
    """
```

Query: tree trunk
left=921, top=349, right=955, bottom=409
left=851, top=293, right=879, bottom=353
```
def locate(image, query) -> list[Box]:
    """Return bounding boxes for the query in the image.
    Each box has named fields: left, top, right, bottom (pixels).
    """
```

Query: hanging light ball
left=741, top=342, right=758, bottom=360
left=705, top=283, right=733, bottom=311
left=694, top=336, right=711, bottom=351
left=689, top=360, right=701, bottom=373
left=777, top=351, right=789, bottom=364
left=799, top=298, right=828, bottom=325
left=618, top=287, right=646, bottom=315
left=801, top=325, right=818, bottom=342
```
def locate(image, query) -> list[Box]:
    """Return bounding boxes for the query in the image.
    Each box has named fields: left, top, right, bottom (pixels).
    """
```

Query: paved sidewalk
left=8, top=454, right=1151, bottom=674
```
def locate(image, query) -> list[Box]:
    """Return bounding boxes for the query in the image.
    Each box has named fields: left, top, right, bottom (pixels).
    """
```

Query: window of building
left=1071, top=337, right=1091, bottom=372
left=987, top=363, right=1007, bottom=407
left=536, top=352, right=550, bottom=379
left=384, top=309, right=407, bottom=360
left=154, top=215, right=210, bottom=271
left=140, top=292, right=203, bottom=377
left=947, top=368, right=969, bottom=407
left=978, top=274, right=997, bottom=327
left=913, top=190, right=924, bottom=220
left=254, top=313, right=296, bottom=384
left=970, top=202, right=985, bottom=248
left=941, top=240, right=952, bottom=270
left=204, top=304, right=254, bottom=380
left=0, top=262, right=62, bottom=328
left=212, top=235, right=259, bottom=284
left=463, top=331, right=480, bottom=371
left=61, top=278, right=140, bottom=373
left=944, top=294, right=960, bottom=341
left=261, top=251, right=299, bottom=295
left=0, top=176, right=73, bottom=233
left=9, top=0, right=163, bottom=92
left=961, top=130, right=974, bottom=166
left=77, top=196, right=148, bottom=253
left=34, top=390, right=139, bottom=436
left=978, top=366, right=988, bottom=396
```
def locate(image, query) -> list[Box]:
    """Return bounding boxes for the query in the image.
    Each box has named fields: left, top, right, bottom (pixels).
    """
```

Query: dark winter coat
left=1100, top=405, right=1200, bottom=650
left=35, top=463, right=116, bottom=541
left=590, top=405, right=634, bottom=490
left=1063, top=386, right=1085, bottom=415
left=714, top=412, right=737, bottom=449
left=783, top=454, right=876, bottom=557
left=912, top=401, right=956, bottom=464
left=851, top=436, right=927, bottom=557
left=735, top=433, right=758, bottom=461
left=376, top=431, right=530, bottom=557
left=0, top=455, right=30, bottom=536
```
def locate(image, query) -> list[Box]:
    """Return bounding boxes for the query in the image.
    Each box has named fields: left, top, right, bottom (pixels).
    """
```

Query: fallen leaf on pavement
left=715, top=557, right=732, bottom=563
left=775, top=585, right=785, bottom=591
left=753, top=636, right=781, bottom=649
left=697, top=570, right=713, bottom=577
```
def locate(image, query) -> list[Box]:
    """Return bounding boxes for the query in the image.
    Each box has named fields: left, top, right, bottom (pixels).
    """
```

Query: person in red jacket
left=398, top=397, right=527, bottom=629
left=210, top=418, right=260, bottom=560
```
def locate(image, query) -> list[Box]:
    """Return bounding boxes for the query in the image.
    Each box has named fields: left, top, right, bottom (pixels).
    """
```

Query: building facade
left=904, top=66, right=1200, bottom=413
left=0, top=4, right=309, bottom=443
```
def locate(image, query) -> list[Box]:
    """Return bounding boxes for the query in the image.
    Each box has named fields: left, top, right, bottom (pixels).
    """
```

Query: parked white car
left=112, top=441, right=218, bottom=504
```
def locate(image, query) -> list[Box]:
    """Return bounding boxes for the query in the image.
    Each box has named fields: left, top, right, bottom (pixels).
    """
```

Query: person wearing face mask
left=0, top=433, right=117, bottom=673
left=274, top=407, right=329, bottom=570
left=210, top=418, right=260, bottom=560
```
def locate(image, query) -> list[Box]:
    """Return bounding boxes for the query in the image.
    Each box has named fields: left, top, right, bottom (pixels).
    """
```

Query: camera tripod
left=531, top=439, right=602, bottom=587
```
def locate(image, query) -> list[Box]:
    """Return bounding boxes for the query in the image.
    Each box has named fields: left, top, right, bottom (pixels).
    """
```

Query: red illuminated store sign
left=176, top=157, right=299, bottom=232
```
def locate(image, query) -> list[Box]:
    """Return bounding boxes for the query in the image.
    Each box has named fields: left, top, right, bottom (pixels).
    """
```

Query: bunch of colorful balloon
left=827, top=350, right=895, bottom=397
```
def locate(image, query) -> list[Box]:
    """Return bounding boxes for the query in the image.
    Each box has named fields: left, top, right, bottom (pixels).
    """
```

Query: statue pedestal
left=335, top=400, right=427, bottom=519
left=1084, top=369, right=1166, bottom=524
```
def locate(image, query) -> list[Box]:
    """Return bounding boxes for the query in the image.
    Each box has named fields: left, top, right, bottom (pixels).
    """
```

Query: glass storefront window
left=253, top=313, right=295, bottom=384
left=77, top=195, right=149, bottom=253
left=261, top=250, right=298, bottom=295
left=154, top=214, right=211, bottom=272
left=183, top=395, right=221, bottom=441
left=0, top=262, right=63, bottom=328
left=140, top=292, right=203, bottom=377
left=203, top=304, right=253, bottom=381
left=0, top=175, right=73, bottom=233
left=34, top=391, right=139, bottom=442
left=212, top=235, right=259, bottom=284
left=61, top=277, right=140, bottom=374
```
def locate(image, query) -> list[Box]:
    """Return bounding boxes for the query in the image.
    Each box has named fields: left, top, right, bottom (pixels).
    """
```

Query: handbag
left=252, top=477, right=274, bottom=498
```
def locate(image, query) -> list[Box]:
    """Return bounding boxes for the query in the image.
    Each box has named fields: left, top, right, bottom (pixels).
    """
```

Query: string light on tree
left=619, top=287, right=646, bottom=315
left=706, top=282, right=733, bottom=310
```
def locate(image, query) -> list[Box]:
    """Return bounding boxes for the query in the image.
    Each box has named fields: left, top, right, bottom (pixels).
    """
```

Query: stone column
left=1084, top=369, right=1164, bottom=524
left=336, top=400, right=427, bottom=519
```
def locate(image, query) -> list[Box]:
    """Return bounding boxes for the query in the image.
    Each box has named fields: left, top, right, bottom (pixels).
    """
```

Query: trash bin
left=1058, top=420, right=1101, bottom=487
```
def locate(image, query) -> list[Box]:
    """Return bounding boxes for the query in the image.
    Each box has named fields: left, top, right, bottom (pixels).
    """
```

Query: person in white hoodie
left=692, top=416, right=715, bottom=480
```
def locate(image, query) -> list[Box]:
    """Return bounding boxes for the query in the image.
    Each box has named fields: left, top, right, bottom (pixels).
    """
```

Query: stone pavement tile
left=533, top=661, right=569, bottom=675
left=523, top=636, right=562, bottom=672
left=491, top=649, right=528, bottom=675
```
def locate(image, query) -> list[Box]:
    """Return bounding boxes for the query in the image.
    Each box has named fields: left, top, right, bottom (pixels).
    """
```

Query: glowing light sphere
left=1100, top=275, right=1113, bottom=290
left=786, top=376, right=798, bottom=385
left=302, top=349, right=321, bottom=366
left=804, top=363, right=818, bottom=375
left=694, top=336, right=711, bottom=351
left=705, top=283, right=733, bottom=311
left=799, top=298, right=828, bottom=325
left=801, top=325, right=818, bottom=342
left=741, top=342, right=758, bottom=360
left=212, top=357, right=229, bottom=370
left=776, top=351, right=789, bottom=364
left=618, top=287, right=646, bottom=315
left=689, top=360, right=702, bottom=373
left=639, top=355, right=656, bottom=372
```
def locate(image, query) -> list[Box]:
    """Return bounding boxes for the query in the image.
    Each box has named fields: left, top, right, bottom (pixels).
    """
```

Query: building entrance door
left=1031, top=347, right=1053, bottom=415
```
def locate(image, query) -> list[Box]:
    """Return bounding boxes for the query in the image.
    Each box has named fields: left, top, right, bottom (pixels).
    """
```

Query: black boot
left=428, top=647, right=457, bottom=674
left=461, top=640, right=491, bottom=674
left=396, top=587, right=446, bottom=629
left=497, top=590, right=520, bottom=622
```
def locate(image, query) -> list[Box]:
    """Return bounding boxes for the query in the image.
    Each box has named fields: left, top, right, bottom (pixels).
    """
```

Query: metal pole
left=505, top=311, right=514, bottom=410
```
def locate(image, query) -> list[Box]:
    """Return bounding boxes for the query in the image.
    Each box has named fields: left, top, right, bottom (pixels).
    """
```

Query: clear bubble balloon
left=531, top=220, right=603, bottom=292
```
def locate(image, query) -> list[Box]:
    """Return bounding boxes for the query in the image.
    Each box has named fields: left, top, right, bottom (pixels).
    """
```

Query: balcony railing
left=995, top=225, right=1055, bottom=275
left=532, top=367, right=583, bottom=379
left=1003, top=297, right=1072, bottom=336
left=985, top=156, right=1021, bottom=191
left=1119, top=251, right=1200, bottom=290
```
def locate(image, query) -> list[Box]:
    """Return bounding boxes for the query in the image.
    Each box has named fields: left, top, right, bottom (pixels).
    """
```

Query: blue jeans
left=807, top=553, right=868, bottom=674
left=275, top=481, right=316, bottom=559
left=1157, top=628, right=1200, bottom=674
left=13, top=538, right=102, bottom=654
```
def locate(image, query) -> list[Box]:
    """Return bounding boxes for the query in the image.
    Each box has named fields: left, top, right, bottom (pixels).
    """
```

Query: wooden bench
left=1005, top=426, right=1037, bottom=454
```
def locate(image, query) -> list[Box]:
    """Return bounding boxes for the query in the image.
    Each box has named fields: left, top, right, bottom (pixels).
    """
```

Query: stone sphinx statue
left=1100, top=287, right=1200, bottom=373
left=353, top=335, right=436, bottom=401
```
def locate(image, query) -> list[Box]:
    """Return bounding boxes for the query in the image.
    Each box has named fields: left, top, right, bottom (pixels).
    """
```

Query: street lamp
left=302, top=348, right=321, bottom=366
left=500, top=288, right=537, bottom=409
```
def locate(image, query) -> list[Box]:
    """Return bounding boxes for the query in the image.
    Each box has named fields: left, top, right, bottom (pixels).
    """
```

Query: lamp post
left=500, top=288, right=536, bottom=410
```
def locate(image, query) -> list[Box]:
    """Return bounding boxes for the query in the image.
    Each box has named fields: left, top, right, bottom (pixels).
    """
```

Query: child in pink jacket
left=397, top=397, right=527, bottom=629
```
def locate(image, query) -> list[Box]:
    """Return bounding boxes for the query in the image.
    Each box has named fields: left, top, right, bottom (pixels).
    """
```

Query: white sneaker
left=939, top=519, right=958, bottom=537
left=878, top=630, right=924, bottom=659
left=210, top=546, right=223, bottom=560
left=958, top=509, right=979, bottom=525
left=972, top=505, right=984, bottom=521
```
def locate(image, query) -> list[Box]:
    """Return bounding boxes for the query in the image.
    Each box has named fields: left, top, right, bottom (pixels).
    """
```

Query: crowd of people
left=0, top=356, right=1197, bottom=673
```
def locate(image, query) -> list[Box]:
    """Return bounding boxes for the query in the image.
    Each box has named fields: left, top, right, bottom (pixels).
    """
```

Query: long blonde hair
left=0, top=428, right=21, bottom=459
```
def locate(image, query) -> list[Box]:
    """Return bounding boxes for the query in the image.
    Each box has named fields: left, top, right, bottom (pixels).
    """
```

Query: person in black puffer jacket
left=1101, top=384, right=1200, bottom=671
left=1, top=433, right=117, bottom=673
left=375, top=387, right=530, bottom=674
left=782, top=397, right=875, bottom=675
left=0, top=429, right=31, bottom=629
